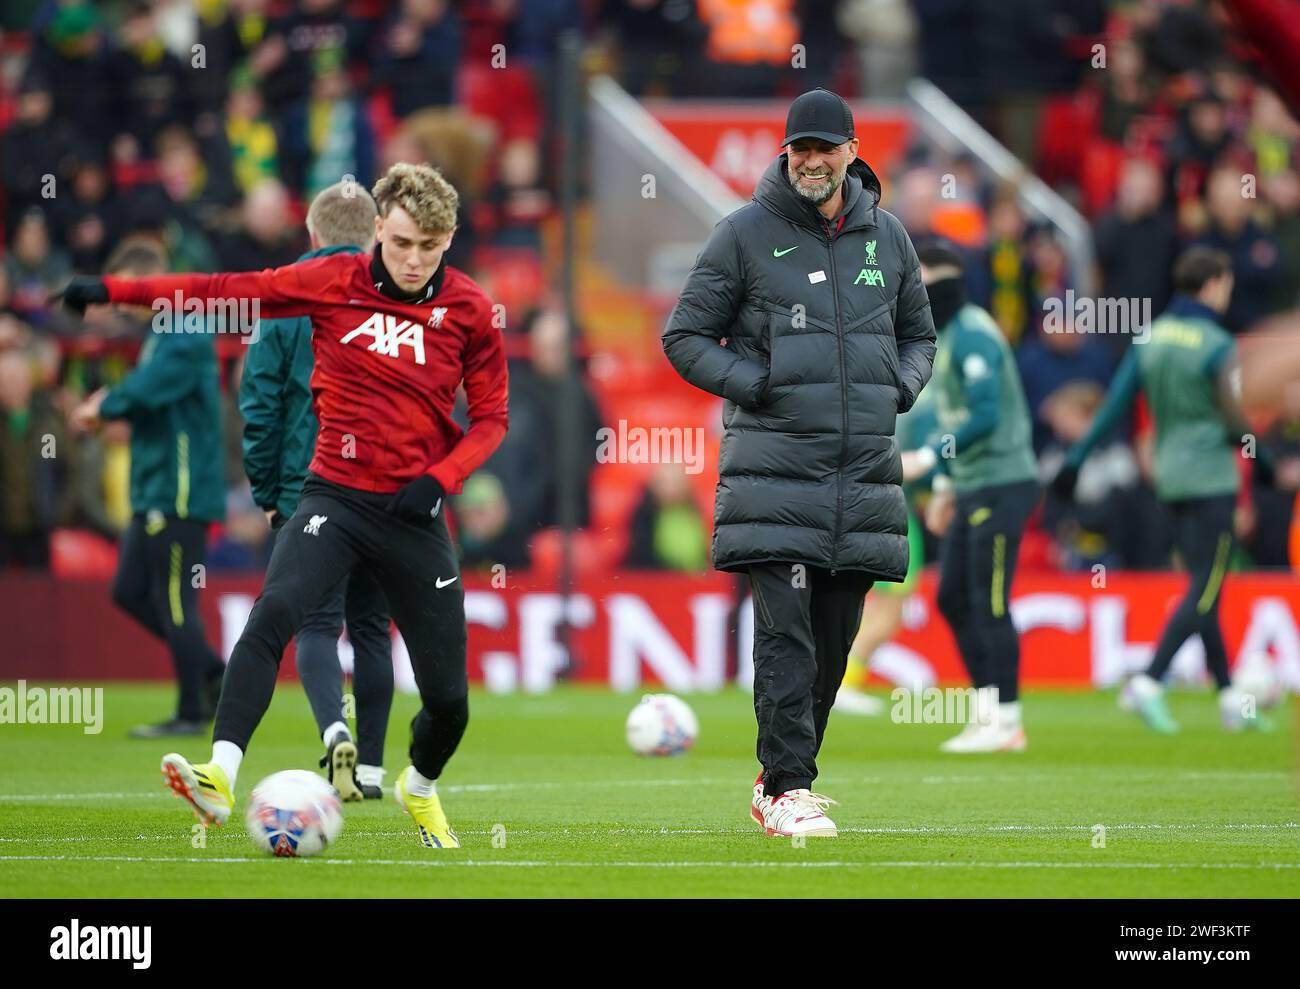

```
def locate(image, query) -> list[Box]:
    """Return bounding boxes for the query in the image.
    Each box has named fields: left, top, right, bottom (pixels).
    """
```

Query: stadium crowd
left=0, top=0, right=1298, bottom=579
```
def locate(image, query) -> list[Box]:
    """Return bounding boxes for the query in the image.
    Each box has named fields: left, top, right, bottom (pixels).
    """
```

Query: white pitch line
left=440, top=778, right=741, bottom=794
left=0, top=780, right=741, bottom=802
left=915, top=771, right=1293, bottom=785
left=842, top=822, right=1300, bottom=835
left=2, top=822, right=1297, bottom=845
left=0, top=767, right=1292, bottom=804
left=0, top=791, right=164, bottom=802
left=0, top=854, right=1298, bottom=871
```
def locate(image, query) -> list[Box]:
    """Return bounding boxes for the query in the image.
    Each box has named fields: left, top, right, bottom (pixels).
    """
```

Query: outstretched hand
left=69, top=387, right=109, bottom=433
left=52, top=276, right=110, bottom=316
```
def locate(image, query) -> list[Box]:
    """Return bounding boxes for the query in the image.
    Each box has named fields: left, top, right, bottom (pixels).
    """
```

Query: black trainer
left=128, top=718, right=207, bottom=739
left=358, top=780, right=383, bottom=800
left=319, top=734, right=363, bottom=802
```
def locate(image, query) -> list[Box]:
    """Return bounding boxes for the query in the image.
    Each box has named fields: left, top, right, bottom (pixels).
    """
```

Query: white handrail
left=589, top=75, right=745, bottom=222
left=906, top=77, right=1096, bottom=297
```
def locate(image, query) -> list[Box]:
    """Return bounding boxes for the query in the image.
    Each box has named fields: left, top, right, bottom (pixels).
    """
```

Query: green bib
left=933, top=304, right=1037, bottom=492
left=1136, top=315, right=1238, bottom=500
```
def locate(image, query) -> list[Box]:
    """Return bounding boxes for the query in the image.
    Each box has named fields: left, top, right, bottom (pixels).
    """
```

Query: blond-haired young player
left=60, top=163, right=509, bottom=848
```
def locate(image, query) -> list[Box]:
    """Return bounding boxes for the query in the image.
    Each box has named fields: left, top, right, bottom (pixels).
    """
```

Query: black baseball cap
left=782, top=88, right=855, bottom=147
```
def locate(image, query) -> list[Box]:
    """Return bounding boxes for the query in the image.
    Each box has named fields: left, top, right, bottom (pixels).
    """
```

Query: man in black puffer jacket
left=663, top=89, right=936, bottom=838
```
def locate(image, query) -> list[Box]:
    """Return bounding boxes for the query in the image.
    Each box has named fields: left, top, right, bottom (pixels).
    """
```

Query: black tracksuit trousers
left=112, top=513, right=225, bottom=722
left=1146, top=494, right=1236, bottom=689
left=749, top=563, right=874, bottom=797
left=295, top=561, right=394, bottom=768
left=935, top=479, right=1039, bottom=704
left=214, top=473, right=467, bottom=780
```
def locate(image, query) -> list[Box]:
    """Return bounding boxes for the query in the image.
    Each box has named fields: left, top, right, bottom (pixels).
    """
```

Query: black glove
left=52, top=276, right=109, bottom=315
left=1049, top=463, right=1080, bottom=501
left=386, top=475, right=445, bottom=525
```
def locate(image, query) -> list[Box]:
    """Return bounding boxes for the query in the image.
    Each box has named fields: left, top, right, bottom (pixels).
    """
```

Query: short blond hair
left=371, top=162, right=459, bottom=235
left=306, top=181, right=378, bottom=250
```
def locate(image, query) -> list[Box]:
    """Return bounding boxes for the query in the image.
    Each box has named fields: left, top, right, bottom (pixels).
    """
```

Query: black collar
left=370, top=251, right=445, bottom=304
left=756, top=153, right=883, bottom=234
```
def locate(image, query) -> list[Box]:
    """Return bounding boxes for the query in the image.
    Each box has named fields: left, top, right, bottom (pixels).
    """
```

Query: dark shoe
left=129, top=718, right=207, bottom=739
left=359, top=781, right=383, bottom=800
left=319, top=734, right=363, bottom=802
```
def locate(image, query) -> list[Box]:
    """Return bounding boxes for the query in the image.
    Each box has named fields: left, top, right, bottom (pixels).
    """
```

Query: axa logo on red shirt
left=339, top=308, right=448, bottom=365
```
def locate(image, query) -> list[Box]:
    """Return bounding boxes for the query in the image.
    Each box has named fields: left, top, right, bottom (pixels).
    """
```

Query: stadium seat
left=1080, top=138, right=1128, bottom=217
left=1017, top=527, right=1054, bottom=574
left=50, top=528, right=119, bottom=579
left=458, top=63, right=542, bottom=142
left=470, top=246, right=547, bottom=317
left=529, top=526, right=623, bottom=576
left=1034, top=92, right=1098, bottom=187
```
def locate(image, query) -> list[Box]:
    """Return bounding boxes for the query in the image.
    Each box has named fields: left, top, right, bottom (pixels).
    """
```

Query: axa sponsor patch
left=340, top=312, right=426, bottom=365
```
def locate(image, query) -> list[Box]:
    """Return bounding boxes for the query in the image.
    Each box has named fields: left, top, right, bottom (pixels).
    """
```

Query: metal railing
left=906, top=76, right=1096, bottom=297
left=588, top=75, right=745, bottom=295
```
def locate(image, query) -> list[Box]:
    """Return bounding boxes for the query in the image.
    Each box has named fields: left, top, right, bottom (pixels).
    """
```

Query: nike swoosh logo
left=773, top=246, right=799, bottom=257
left=436, top=576, right=458, bottom=588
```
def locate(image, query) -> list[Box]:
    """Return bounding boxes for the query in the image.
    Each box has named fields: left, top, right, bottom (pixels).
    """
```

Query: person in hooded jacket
left=900, top=244, right=1039, bottom=754
left=663, top=89, right=936, bottom=838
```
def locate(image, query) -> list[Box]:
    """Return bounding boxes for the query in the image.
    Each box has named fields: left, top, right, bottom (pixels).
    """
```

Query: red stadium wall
left=646, top=101, right=912, bottom=199
left=3, top=571, right=1299, bottom=691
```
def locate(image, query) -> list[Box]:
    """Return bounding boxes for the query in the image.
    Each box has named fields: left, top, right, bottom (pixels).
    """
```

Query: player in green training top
left=901, top=244, right=1040, bottom=753
left=835, top=383, right=937, bottom=716
left=1054, top=247, right=1272, bottom=734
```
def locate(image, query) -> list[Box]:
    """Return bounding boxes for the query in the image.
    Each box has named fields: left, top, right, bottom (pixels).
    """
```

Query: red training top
left=104, top=254, right=508, bottom=495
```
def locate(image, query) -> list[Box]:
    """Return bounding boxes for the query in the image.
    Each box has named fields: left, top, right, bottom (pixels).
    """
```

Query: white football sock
left=406, top=767, right=436, bottom=798
left=211, top=741, right=243, bottom=786
left=1217, top=686, right=1244, bottom=713
left=322, top=721, right=351, bottom=748
left=998, top=700, right=1022, bottom=730
left=357, top=764, right=385, bottom=787
left=973, top=686, right=1000, bottom=726
left=1130, top=673, right=1162, bottom=699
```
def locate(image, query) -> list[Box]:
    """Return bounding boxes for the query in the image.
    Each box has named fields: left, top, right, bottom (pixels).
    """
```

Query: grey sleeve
left=661, top=218, right=769, bottom=412
left=892, top=222, right=937, bottom=413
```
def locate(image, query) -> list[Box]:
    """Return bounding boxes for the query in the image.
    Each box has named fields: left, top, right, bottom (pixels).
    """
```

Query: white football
left=245, top=770, right=344, bottom=857
left=626, top=693, right=699, bottom=756
left=1232, top=653, right=1286, bottom=710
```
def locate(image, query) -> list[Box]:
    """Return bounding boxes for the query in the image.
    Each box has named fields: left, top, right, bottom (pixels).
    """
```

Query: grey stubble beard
left=788, top=160, right=847, bottom=206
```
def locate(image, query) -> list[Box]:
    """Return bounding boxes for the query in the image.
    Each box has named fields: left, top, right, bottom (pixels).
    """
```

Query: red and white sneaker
left=759, top=788, right=838, bottom=838
left=750, top=773, right=771, bottom=829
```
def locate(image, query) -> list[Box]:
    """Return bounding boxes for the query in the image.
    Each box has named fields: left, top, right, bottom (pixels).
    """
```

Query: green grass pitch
left=1, top=683, right=1297, bottom=898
